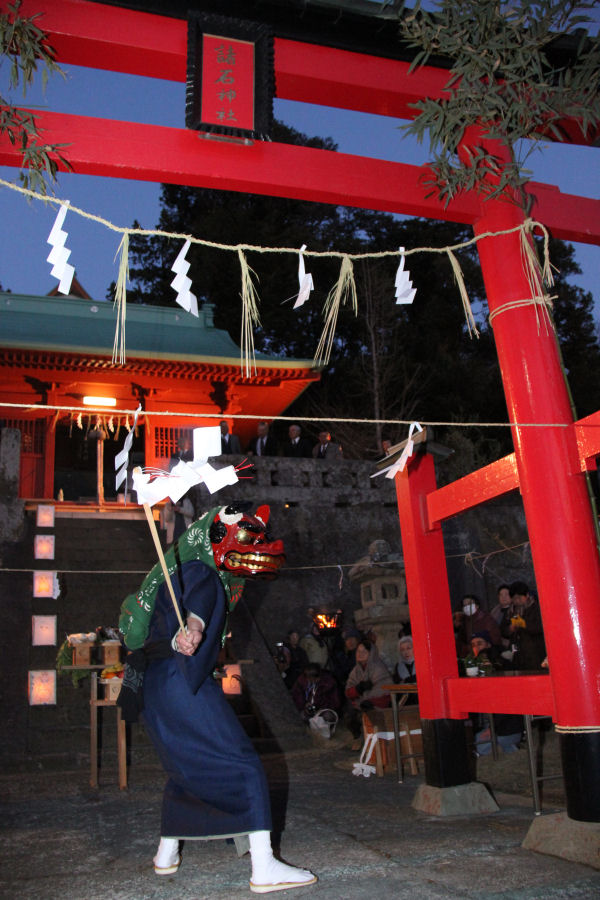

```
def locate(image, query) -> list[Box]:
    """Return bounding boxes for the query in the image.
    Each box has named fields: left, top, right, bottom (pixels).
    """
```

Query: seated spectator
left=299, top=622, right=329, bottom=668
left=392, top=635, right=418, bottom=704
left=457, top=594, right=501, bottom=657
left=393, top=635, right=417, bottom=683
left=279, top=629, right=309, bottom=690
left=502, top=581, right=546, bottom=671
left=363, top=628, right=391, bottom=669
left=345, top=641, right=391, bottom=737
left=291, top=664, right=340, bottom=722
left=464, top=631, right=502, bottom=676
left=332, top=627, right=362, bottom=686
left=490, top=584, right=511, bottom=626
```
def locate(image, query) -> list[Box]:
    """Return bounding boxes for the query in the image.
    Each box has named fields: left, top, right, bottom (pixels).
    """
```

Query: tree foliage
left=398, top=0, right=600, bottom=210
left=0, top=0, right=70, bottom=193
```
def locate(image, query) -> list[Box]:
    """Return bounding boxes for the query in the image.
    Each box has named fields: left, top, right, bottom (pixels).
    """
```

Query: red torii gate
left=2, top=0, right=600, bottom=825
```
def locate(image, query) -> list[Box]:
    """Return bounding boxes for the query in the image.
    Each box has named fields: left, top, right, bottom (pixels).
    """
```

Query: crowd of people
left=274, top=620, right=416, bottom=744
left=455, top=581, right=547, bottom=674
left=221, top=420, right=345, bottom=460
left=455, top=580, right=548, bottom=756
left=276, top=579, right=546, bottom=755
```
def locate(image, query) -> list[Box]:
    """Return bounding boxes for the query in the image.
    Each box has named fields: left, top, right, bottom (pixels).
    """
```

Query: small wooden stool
left=363, top=699, right=424, bottom=780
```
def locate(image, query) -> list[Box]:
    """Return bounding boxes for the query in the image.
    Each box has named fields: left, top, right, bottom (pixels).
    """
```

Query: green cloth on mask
left=119, top=506, right=245, bottom=650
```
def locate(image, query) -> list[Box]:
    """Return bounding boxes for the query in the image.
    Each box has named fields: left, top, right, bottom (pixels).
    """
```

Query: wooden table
left=381, top=683, right=421, bottom=783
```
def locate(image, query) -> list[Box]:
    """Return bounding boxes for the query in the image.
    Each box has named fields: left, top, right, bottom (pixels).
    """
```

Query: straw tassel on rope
left=237, top=248, right=261, bottom=378
left=530, top=219, right=555, bottom=290
left=446, top=249, right=479, bottom=338
left=519, top=221, right=554, bottom=334
left=112, top=232, right=130, bottom=365
left=314, top=255, right=357, bottom=367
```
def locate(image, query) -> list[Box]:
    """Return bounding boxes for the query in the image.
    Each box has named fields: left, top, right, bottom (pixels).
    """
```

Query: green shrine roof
left=0, top=293, right=312, bottom=370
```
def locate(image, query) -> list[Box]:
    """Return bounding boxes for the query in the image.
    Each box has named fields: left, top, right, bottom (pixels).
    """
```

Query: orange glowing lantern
left=220, top=664, right=243, bottom=695
left=36, top=505, right=55, bottom=528
left=32, top=615, right=57, bottom=646
left=34, top=534, right=55, bottom=560
left=28, top=670, right=57, bottom=705
left=33, top=571, right=57, bottom=598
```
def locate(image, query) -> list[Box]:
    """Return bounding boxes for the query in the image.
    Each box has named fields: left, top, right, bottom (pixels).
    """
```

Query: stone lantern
left=348, top=539, right=409, bottom=669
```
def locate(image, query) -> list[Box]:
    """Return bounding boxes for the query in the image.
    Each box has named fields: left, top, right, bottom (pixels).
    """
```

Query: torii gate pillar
left=475, top=192, right=600, bottom=822
left=399, top=136, right=600, bottom=827
left=396, top=134, right=600, bottom=823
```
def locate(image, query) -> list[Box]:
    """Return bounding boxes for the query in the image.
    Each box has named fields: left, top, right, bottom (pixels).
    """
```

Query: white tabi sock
left=153, top=836, right=181, bottom=874
left=248, top=830, right=317, bottom=893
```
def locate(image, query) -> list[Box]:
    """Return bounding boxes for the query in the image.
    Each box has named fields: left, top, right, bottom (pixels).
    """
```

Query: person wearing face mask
left=456, top=594, right=501, bottom=657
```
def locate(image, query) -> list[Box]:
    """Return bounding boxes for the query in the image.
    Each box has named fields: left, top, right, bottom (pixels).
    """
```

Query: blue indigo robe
left=142, top=560, right=272, bottom=839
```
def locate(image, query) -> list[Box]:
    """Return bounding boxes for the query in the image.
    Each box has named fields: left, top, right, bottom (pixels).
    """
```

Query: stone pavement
left=1, top=734, right=599, bottom=900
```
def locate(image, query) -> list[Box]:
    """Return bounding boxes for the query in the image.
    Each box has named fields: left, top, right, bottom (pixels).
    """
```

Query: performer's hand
left=175, top=624, right=203, bottom=655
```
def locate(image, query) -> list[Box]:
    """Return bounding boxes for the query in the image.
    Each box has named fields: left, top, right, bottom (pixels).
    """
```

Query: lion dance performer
left=118, top=503, right=316, bottom=893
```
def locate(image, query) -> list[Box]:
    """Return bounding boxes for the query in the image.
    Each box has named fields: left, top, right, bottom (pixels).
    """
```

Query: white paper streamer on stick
left=170, top=239, right=198, bottom=317
left=131, top=425, right=239, bottom=506
left=115, top=404, right=141, bottom=492
left=46, top=203, right=75, bottom=295
left=385, top=421, right=423, bottom=478
left=395, top=247, right=416, bottom=305
left=293, top=244, right=314, bottom=309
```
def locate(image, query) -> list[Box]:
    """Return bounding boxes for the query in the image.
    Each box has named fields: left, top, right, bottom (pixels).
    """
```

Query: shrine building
left=0, top=288, right=319, bottom=500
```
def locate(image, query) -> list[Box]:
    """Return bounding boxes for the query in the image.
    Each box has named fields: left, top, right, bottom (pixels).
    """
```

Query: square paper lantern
left=36, top=505, right=55, bottom=528
left=28, top=670, right=57, bottom=705
left=32, top=615, right=57, bottom=646
left=33, top=571, right=58, bottom=598
left=34, top=534, right=55, bottom=560
left=220, top=663, right=243, bottom=695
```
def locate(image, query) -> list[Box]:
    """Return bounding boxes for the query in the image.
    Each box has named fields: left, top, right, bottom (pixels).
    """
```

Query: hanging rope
left=0, top=177, right=557, bottom=370
left=0, top=400, right=578, bottom=429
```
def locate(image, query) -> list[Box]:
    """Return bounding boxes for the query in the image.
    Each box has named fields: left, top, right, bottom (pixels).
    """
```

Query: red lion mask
left=209, top=504, right=285, bottom=579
